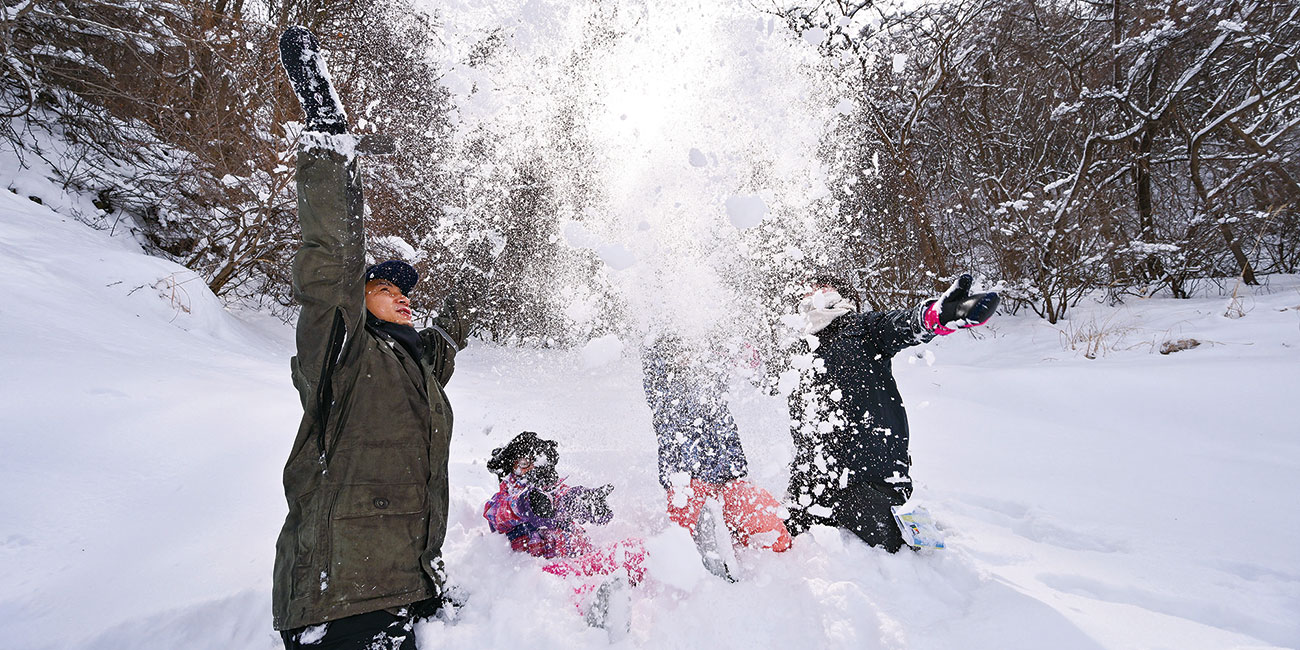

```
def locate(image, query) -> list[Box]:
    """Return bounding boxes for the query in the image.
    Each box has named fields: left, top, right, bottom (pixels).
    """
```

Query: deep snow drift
left=2, top=176, right=1299, bottom=650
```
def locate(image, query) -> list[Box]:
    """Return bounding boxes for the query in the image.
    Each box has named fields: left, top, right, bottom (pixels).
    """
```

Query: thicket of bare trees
left=780, top=0, right=1299, bottom=321
left=3, top=0, right=1296, bottom=331
left=0, top=0, right=461, bottom=315
left=1, top=0, right=615, bottom=340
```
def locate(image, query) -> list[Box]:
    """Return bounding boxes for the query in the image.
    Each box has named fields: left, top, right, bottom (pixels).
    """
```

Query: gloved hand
left=410, top=594, right=446, bottom=621
left=409, top=585, right=466, bottom=621
left=410, top=595, right=452, bottom=618
left=526, top=488, right=556, bottom=518
left=409, top=557, right=464, bottom=621
left=923, top=274, right=1000, bottom=335
left=577, top=484, right=615, bottom=522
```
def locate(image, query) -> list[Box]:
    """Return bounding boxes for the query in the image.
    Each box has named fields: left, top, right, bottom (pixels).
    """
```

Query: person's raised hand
left=924, top=274, right=999, bottom=335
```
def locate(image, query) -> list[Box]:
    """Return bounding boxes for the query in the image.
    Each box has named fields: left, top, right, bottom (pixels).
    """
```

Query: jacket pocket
left=334, top=483, right=425, bottom=517
left=289, top=489, right=320, bottom=600
left=328, top=483, right=428, bottom=599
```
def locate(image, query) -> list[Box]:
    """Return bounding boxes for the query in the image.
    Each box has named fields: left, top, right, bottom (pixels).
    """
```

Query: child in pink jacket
left=483, top=432, right=646, bottom=630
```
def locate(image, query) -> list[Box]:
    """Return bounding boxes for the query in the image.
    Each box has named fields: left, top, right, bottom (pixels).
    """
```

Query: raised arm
left=858, top=304, right=935, bottom=359
left=419, top=265, right=482, bottom=387
left=289, top=143, right=367, bottom=408
left=862, top=273, right=1001, bottom=357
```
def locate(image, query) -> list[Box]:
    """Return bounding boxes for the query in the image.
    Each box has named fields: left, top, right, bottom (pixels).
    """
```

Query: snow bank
left=5, top=183, right=1299, bottom=648
left=0, top=191, right=298, bottom=650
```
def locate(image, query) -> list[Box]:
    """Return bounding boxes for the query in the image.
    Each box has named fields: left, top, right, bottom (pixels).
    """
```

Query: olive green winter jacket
left=272, top=141, right=469, bottom=630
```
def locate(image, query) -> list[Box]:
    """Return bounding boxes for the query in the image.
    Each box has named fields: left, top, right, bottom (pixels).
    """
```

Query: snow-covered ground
left=3, top=3, right=1298, bottom=644
left=2, top=171, right=1299, bottom=649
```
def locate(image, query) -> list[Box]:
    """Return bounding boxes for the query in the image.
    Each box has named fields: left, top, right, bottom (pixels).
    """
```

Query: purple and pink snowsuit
left=482, top=474, right=646, bottom=585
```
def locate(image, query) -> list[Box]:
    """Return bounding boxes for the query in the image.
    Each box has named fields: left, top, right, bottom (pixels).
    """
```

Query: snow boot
left=583, top=576, right=630, bottom=642
left=692, top=498, right=737, bottom=582
left=279, top=26, right=348, bottom=134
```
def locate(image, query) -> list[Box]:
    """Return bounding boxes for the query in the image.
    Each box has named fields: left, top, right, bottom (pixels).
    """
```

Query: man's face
left=365, top=279, right=412, bottom=326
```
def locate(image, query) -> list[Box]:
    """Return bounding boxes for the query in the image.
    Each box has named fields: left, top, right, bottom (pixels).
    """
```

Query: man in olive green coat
left=272, top=26, right=476, bottom=650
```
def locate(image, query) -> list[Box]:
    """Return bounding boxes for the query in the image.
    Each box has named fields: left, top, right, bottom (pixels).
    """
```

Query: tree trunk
left=1132, top=124, right=1183, bottom=295
left=900, top=164, right=948, bottom=284
left=1218, top=219, right=1257, bottom=285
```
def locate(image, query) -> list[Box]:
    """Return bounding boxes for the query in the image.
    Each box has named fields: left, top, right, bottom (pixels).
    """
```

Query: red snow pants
left=666, top=479, right=792, bottom=552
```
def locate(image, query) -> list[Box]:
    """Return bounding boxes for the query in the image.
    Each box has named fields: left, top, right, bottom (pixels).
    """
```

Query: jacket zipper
left=315, top=308, right=347, bottom=466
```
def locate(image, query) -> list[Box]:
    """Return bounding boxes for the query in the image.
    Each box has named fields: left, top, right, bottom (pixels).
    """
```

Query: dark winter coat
left=641, top=345, right=748, bottom=490
left=272, top=143, right=470, bottom=630
left=785, top=306, right=933, bottom=544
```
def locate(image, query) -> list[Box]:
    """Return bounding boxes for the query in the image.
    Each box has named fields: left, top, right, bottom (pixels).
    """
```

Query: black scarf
left=366, top=311, right=423, bottom=363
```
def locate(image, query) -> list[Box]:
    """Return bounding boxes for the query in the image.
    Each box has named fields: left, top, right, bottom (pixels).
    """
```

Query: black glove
left=527, top=488, right=556, bottom=518
left=410, top=594, right=445, bottom=620
left=409, top=585, right=466, bottom=621
left=409, top=556, right=460, bottom=621
left=925, top=274, right=999, bottom=334
left=579, top=484, right=614, bottom=521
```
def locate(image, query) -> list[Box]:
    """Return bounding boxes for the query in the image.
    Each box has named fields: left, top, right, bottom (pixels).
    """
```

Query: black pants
left=835, top=481, right=909, bottom=553
left=787, top=481, right=910, bottom=553
left=281, top=609, right=416, bottom=650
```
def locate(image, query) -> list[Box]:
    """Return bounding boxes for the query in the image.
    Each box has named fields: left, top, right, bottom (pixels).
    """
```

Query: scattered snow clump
left=597, top=243, right=637, bottom=270
left=724, top=194, right=767, bottom=229
left=562, top=220, right=600, bottom=250
left=581, top=334, right=623, bottom=369
left=802, top=27, right=826, bottom=46
left=371, top=235, right=419, bottom=262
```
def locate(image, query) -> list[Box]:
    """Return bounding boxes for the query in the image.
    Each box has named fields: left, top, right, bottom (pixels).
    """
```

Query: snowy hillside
left=2, top=176, right=1298, bottom=649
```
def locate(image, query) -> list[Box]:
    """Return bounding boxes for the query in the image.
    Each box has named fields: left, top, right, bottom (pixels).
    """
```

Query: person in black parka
left=784, top=273, right=998, bottom=552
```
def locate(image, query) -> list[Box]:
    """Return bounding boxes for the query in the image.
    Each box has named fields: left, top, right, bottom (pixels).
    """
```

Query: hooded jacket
left=786, top=305, right=933, bottom=522
left=272, top=143, right=470, bottom=630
